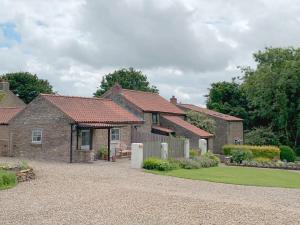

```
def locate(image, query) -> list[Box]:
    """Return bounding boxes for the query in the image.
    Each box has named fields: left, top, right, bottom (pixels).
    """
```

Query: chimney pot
left=170, top=95, right=177, bottom=105
left=0, top=81, right=9, bottom=91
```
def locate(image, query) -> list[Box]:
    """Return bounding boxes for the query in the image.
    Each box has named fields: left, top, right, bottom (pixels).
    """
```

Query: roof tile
left=41, top=94, right=142, bottom=124
left=162, top=115, right=213, bottom=138
left=121, top=89, right=185, bottom=115
left=179, top=104, right=243, bottom=121
left=0, top=107, right=23, bottom=124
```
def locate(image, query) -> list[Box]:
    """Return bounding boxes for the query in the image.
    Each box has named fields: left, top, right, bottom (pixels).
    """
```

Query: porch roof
left=77, top=123, right=123, bottom=129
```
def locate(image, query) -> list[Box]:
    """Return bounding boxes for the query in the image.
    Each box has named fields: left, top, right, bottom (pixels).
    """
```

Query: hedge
left=223, top=144, right=280, bottom=159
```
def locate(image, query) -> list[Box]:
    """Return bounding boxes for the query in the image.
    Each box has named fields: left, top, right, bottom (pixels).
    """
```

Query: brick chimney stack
left=170, top=95, right=177, bottom=105
left=0, top=81, right=9, bottom=91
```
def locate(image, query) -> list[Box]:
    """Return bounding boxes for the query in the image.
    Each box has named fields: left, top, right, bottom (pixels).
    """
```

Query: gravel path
left=1, top=157, right=300, bottom=225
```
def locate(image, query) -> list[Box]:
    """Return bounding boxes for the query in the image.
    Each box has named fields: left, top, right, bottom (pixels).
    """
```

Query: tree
left=242, top=47, right=300, bottom=148
left=186, top=110, right=216, bottom=134
left=206, top=80, right=251, bottom=129
left=0, top=72, right=54, bottom=104
left=244, top=127, right=279, bottom=146
left=94, top=68, right=158, bottom=96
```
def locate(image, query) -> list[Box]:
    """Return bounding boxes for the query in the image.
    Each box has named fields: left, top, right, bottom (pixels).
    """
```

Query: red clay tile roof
left=41, top=94, right=143, bottom=124
left=0, top=107, right=23, bottom=125
left=152, top=125, right=174, bottom=133
left=121, top=89, right=185, bottom=115
left=162, top=115, right=213, bottom=138
left=179, top=104, right=243, bottom=121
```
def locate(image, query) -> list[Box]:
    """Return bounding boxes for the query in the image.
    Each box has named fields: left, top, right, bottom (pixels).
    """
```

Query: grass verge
left=148, top=166, right=300, bottom=189
left=0, top=170, right=17, bottom=190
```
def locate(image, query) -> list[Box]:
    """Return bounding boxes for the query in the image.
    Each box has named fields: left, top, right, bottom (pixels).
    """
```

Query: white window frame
left=81, top=129, right=91, bottom=150
left=32, top=129, right=42, bottom=144
left=111, top=128, right=120, bottom=141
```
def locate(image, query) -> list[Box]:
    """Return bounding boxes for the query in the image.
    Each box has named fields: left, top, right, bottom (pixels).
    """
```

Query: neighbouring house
left=7, top=94, right=142, bottom=162
left=0, top=81, right=25, bottom=156
left=176, top=101, right=243, bottom=154
left=0, top=81, right=26, bottom=108
left=102, top=85, right=214, bottom=150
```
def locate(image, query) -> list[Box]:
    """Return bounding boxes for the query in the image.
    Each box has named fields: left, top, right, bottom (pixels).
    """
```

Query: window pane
left=82, top=130, right=90, bottom=146
left=32, top=129, right=42, bottom=143
left=111, top=128, right=120, bottom=141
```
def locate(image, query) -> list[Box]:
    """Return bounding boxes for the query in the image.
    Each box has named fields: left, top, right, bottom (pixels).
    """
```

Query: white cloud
left=0, top=0, right=300, bottom=105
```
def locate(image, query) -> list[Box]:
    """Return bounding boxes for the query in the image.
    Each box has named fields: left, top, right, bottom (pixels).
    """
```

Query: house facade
left=103, top=85, right=214, bottom=151
left=177, top=102, right=243, bottom=154
left=0, top=81, right=25, bottom=156
left=7, top=94, right=142, bottom=162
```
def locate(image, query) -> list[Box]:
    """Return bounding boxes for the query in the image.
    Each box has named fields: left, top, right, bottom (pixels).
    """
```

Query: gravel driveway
left=1, top=157, right=300, bottom=225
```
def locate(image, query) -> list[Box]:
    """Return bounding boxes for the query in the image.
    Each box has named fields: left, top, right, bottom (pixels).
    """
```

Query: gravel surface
left=1, top=157, right=300, bottom=225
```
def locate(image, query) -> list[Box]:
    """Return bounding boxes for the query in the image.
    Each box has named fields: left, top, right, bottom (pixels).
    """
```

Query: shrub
left=19, top=160, right=29, bottom=170
left=244, top=127, right=279, bottom=146
left=190, top=149, right=199, bottom=158
left=223, top=144, right=280, bottom=159
left=143, top=157, right=177, bottom=171
left=0, top=170, right=17, bottom=190
left=177, top=152, right=219, bottom=169
left=253, top=157, right=271, bottom=163
left=231, top=150, right=253, bottom=163
left=280, top=145, right=296, bottom=162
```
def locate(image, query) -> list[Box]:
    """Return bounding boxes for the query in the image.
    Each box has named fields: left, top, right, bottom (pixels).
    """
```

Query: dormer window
left=152, top=113, right=159, bottom=124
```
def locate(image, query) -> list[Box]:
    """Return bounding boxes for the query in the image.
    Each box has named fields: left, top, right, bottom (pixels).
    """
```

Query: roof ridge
left=122, top=88, right=159, bottom=95
left=40, top=94, right=112, bottom=101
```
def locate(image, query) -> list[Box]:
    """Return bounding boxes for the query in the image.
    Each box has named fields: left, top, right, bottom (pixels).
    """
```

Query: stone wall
left=9, top=96, right=73, bottom=162
left=0, top=90, right=25, bottom=107
left=228, top=121, right=244, bottom=144
left=0, top=125, right=9, bottom=156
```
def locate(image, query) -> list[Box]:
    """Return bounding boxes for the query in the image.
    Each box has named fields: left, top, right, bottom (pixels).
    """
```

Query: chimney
left=111, top=83, right=122, bottom=95
left=170, top=95, right=177, bottom=105
left=0, top=81, right=9, bottom=91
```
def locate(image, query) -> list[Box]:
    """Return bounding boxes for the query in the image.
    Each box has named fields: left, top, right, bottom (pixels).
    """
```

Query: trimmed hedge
left=143, top=157, right=179, bottom=171
left=280, top=145, right=296, bottom=162
left=223, top=144, right=280, bottom=159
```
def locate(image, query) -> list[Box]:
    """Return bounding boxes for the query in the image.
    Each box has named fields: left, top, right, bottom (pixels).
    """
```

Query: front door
left=81, top=129, right=91, bottom=150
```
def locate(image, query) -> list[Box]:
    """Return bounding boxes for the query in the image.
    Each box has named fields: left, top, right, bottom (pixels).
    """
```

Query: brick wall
left=0, top=125, right=9, bottom=156
left=9, top=96, right=73, bottom=162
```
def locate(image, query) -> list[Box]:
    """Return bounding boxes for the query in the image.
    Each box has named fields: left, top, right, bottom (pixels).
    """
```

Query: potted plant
left=98, top=146, right=108, bottom=160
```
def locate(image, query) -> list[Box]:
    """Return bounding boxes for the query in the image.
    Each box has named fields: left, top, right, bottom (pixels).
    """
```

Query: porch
left=70, top=123, right=132, bottom=163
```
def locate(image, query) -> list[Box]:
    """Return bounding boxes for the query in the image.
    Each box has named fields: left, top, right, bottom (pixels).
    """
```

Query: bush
left=253, top=157, right=271, bottom=163
left=244, top=127, right=279, bottom=146
left=177, top=152, right=219, bottom=169
left=223, top=144, right=280, bottom=159
left=0, top=170, right=17, bottom=190
left=231, top=150, right=253, bottom=163
left=190, top=149, right=199, bottom=158
left=280, top=145, right=296, bottom=162
left=143, top=157, right=177, bottom=171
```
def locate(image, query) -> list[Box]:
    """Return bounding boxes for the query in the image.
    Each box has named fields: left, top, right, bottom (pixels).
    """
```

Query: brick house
left=177, top=102, right=243, bottom=154
left=102, top=85, right=214, bottom=150
left=8, top=94, right=142, bottom=162
left=0, top=81, right=25, bottom=156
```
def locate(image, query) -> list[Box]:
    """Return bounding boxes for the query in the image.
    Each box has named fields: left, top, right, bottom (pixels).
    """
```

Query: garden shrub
left=223, top=144, right=280, bottom=159
left=190, top=149, right=199, bottom=158
left=253, top=157, right=271, bottom=163
left=143, top=157, right=177, bottom=171
left=177, top=152, right=219, bottom=169
left=0, top=170, right=17, bottom=190
left=280, top=145, right=296, bottom=162
left=231, top=150, right=253, bottom=164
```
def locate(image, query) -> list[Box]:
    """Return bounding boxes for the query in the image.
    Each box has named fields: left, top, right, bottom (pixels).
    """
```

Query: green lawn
left=0, top=170, right=17, bottom=190
left=149, top=166, right=300, bottom=189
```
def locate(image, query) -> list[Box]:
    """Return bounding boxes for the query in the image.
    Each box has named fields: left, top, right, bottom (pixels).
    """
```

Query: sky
left=1, top=0, right=300, bottom=106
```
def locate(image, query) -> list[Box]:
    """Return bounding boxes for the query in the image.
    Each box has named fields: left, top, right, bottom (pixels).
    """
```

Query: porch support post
left=107, top=128, right=111, bottom=161
left=90, top=128, right=93, bottom=150
left=70, top=124, right=73, bottom=163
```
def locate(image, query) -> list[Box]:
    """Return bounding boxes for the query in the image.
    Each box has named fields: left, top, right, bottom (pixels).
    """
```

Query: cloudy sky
left=1, top=0, right=300, bottom=106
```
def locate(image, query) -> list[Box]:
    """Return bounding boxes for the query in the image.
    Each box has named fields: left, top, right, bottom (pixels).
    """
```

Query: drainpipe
left=70, top=124, right=74, bottom=163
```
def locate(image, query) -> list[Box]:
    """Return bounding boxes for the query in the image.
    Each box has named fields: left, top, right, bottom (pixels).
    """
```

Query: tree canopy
left=94, top=68, right=158, bottom=96
left=0, top=72, right=54, bottom=104
left=206, top=47, right=300, bottom=151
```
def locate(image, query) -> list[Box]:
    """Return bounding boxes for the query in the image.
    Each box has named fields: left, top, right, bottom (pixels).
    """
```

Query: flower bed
left=0, top=161, right=35, bottom=183
left=224, top=156, right=300, bottom=170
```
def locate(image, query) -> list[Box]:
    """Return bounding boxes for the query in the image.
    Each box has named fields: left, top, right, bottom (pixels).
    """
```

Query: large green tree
left=0, top=72, right=54, bottom=104
left=206, top=80, right=251, bottom=129
left=94, top=68, right=158, bottom=96
left=242, top=47, right=300, bottom=148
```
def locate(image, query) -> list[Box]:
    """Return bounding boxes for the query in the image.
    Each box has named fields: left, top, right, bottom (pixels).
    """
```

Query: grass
left=149, top=166, right=300, bottom=189
left=0, top=170, right=17, bottom=190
